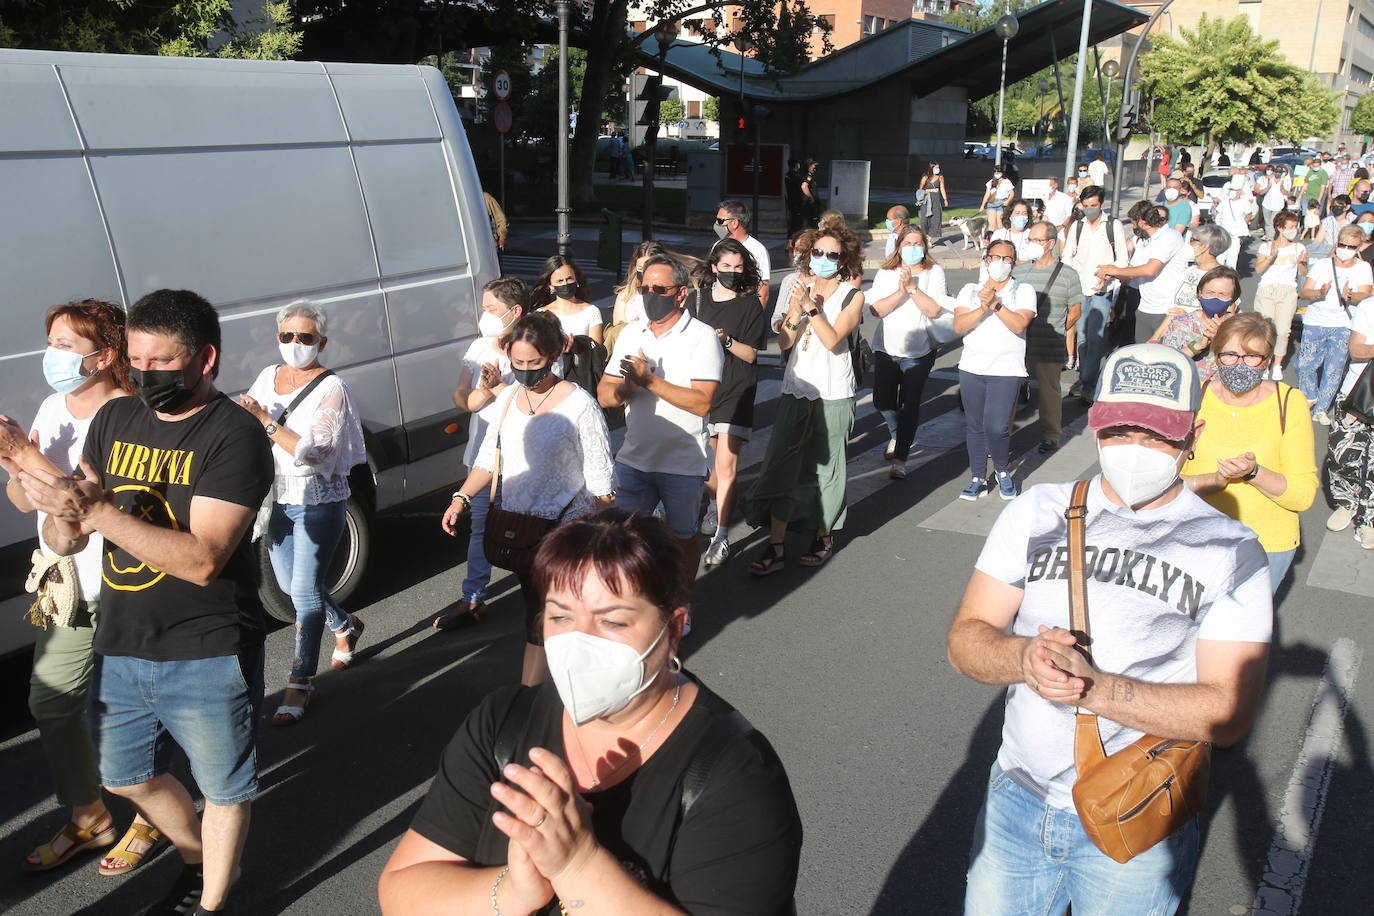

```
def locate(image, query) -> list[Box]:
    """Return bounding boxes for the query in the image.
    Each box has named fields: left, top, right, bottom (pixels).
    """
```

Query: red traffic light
left=737, top=117, right=746, bottom=130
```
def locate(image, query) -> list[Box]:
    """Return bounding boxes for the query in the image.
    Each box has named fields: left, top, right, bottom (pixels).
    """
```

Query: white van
left=0, top=49, right=497, bottom=657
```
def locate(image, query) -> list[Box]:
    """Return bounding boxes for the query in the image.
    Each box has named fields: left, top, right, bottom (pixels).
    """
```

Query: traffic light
left=633, top=75, right=675, bottom=126
left=1116, top=89, right=1140, bottom=144
left=737, top=116, right=746, bottom=130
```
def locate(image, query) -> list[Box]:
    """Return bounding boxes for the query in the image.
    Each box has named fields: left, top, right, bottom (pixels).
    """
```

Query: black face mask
left=1334, top=205, right=1349, bottom=215
left=130, top=365, right=196, bottom=413
left=513, top=364, right=553, bottom=389
left=552, top=282, right=577, bottom=301
left=642, top=290, right=681, bottom=322
left=715, top=270, right=741, bottom=291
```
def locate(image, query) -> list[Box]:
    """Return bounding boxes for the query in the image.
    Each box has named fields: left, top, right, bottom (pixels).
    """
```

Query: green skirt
left=745, top=394, right=855, bottom=534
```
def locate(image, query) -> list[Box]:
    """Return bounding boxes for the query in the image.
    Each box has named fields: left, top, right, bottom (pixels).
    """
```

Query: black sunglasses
left=714, top=216, right=736, bottom=225
left=643, top=284, right=681, bottom=296
left=810, top=248, right=841, bottom=262
left=278, top=331, right=319, bottom=346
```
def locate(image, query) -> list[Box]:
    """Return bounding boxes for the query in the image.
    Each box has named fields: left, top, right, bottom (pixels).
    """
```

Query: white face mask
left=1021, top=242, right=1046, bottom=262
left=1097, top=441, right=1184, bottom=509
left=544, top=625, right=668, bottom=725
left=986, top=259, right=1013, bottom=282
left=1164, top=187, right=1179, bottom=201
left=478, top=307, right=513, bottom=338
left=1281, top=227, right=1299, bottom=242
left=279, top=341, right=319, bottom=370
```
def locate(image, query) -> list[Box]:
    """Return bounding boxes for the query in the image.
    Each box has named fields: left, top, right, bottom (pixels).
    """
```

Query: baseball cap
left=1088, top=344, right=1201, bottom=441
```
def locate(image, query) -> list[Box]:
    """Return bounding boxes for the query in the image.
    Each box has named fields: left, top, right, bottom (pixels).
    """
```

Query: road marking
left=1248, top=637, right=1363, bottom=916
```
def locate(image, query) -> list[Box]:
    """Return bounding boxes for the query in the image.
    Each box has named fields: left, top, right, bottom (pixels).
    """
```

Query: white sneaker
left=1358, top=526, right=1374, bottom=550
left=1314, top=410, right=1332, bottom=426
left=699, top=500, right=718, bottom=536
left=1271, top=365, right=1284, bottom=381
left=703, top=533, right=731, bottom=566
left=1328, top=507, right=1354, bottom=531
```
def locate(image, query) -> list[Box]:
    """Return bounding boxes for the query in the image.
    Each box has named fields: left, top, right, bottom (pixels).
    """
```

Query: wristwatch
left=263, top=422, right=279, bottom=435
left=806, top=307, right=820, bottom=318
left=1241, top=465, right=1260, bottom=482
left=992, top=302, right=1003, bottom=312
left=723, top=335, right=734, bottom=350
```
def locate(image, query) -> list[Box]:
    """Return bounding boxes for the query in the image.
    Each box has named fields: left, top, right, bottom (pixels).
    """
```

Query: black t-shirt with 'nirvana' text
left=84, top=393, right=273, bottom=661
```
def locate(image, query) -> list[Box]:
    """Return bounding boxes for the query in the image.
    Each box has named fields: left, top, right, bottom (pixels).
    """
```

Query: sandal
left=798, top=535, right=835, bottom=568
left=748, top=542, right=786, bottom=577
left=23, top=813, right=117, bottom=872
left=98, top=822, right=168, bottom=876
left=271, top=680, right=314, bottom=727
left=330, top=615, right=365, bottom=670
left=431, top=600, right=487, bottom=630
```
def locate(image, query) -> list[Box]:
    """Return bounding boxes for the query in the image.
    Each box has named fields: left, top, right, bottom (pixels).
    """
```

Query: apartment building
left=1130, top=0, right=1374, bottom=148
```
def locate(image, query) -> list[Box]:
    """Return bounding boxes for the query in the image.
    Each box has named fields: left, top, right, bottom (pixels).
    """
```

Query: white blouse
left=867, top=264, right=950, bottom=359
left=475, top=385, right=614, bottom=520
left=246, top=366, right=367, bottom=505
left=782, top=282, right=863, bottom=401
left=549, top=303, right=604, bottom=338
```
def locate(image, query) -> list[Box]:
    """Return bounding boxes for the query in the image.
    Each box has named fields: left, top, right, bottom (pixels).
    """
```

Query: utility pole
left=1062, top=0, right=1093, bottom=186
left=555, top=0, right=571, bottom=257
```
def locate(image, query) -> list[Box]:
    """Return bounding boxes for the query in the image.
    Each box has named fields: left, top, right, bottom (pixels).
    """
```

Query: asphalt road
left=3, top=245, right=1373, bottom=915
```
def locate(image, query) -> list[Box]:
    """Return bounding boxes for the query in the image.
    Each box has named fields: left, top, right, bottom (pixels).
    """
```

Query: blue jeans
left=1267, top=548, right=1296, bottom=593
left=268, top=501, right=349, bottom=680
left=614, top=462, right=706, bottom=539
left=960, top=371, right=1021, bottom=478
left=1077, top=292, right=1116, bottom=396
left=874, top=350, right=937, bottom=461
left=1296, top=324, right=1351, bottom=414
left=91, top=649, right=264, bottom=806
left=965, top=764, right=1199, bottom=916
left=461, top=486, right=493, bottom=604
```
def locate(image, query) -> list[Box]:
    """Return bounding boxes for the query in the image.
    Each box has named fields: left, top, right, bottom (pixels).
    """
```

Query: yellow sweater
left=1182, top=382, right=1317, bottom=552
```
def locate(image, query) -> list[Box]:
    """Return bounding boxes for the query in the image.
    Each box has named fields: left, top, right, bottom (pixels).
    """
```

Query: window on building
left=1353, top=64, right=1373, bottom=86
left=1360, top=15, right=1374, bottom=41
left=688, top=100, right=701, bottom=118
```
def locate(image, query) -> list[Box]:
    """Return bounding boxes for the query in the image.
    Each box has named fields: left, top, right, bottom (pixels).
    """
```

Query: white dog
left=950, top=215, right=989, bottom=251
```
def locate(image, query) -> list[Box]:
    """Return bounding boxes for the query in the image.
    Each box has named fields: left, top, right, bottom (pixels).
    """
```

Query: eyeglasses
left=643, top=284, right=680, bottom=296
left=714, top=216, right=736, bottom=225
left=1216, top=351, right=1269, bottom=368
left=278, top=331, right=319, bottom=346
left=984, top=254, right=1016, bottom=264
left=810, top=248, right=841, bottom=262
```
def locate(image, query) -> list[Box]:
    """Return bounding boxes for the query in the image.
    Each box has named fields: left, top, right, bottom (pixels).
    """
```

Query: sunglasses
left=810, top=248, right=841, bottom=262
left=278, top=331, right=319, bottom=346
left=643, top=284, right=681, bottom=296
left=714, top=216, right=736, bottom=225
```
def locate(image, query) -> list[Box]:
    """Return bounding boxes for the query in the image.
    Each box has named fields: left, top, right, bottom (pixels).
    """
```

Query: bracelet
left=490, top=865, right=509, bottom=914
left=452, top=491, right=472, bottom=506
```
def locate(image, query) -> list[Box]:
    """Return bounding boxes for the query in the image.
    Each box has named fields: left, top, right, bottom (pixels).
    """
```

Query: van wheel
left=257, top=496, right=372, bottom=624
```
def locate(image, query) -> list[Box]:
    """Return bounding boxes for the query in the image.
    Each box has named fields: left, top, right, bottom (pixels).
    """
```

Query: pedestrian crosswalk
left=500, top=254, right=618, bottom=283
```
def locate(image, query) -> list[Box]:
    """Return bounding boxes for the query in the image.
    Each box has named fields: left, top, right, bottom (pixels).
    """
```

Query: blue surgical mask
left=809, top=255, right=840, bottom=279
left=1197, top=296, right=1231, bottom=317
left=885, top=219, right=897, bottom=231
left=1011, top=215, right=1028, bottom=230
left=1360, top=222, right=1374, bottom=236
left=900, top=246, right=924, bottom=265
left=43, top=346, right=96, bottom=394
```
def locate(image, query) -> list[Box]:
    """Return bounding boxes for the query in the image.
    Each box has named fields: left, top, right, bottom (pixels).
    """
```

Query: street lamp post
left=555, top=0, right=571, bottom=257
left=1101, top=58, right=1120, bottom=152
left=734, top=34, right=759, bottom=234
left=639, top=20, right=679, bottom=241
left=1037, top=77, right=1050, bottom=144
left=993, top=15, right=1019, bottom=171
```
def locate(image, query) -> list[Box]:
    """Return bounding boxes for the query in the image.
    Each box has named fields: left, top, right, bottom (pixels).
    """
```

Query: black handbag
left=1341, top=359, right=1374, bottom=425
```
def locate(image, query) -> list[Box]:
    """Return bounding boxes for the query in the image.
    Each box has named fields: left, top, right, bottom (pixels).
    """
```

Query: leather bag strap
left=1066, top=479, right=1108, bottom=773
left=488, top=388, right=519, bottom=502
left=273, top=368, right=335, bottom=425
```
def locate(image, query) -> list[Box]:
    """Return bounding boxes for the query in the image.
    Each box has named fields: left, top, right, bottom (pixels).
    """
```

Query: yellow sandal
left=98, top=822, right=168, bottom=876
left=22, top=814, right=117, bottom=872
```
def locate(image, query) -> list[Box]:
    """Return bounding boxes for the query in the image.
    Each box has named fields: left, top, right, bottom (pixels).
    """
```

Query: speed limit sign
left=492, top=70, right=512, bottom=101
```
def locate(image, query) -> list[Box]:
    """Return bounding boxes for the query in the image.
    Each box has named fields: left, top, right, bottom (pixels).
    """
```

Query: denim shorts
left=91, top=648, right=264, bottom=806
left=614, top=461, right=706, bottom=539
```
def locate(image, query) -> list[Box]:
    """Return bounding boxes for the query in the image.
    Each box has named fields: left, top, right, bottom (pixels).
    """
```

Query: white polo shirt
left=1130, top=226, right=1190, bottom=315
left=605, top=309, right=724, bottom=477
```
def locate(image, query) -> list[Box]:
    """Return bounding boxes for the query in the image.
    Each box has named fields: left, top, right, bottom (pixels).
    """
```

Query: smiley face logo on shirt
left=102, top=485, right=180, bottom=592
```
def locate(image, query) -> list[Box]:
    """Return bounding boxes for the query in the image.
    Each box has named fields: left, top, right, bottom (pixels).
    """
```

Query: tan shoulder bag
left=1065, top=479, right=1211, bottom=864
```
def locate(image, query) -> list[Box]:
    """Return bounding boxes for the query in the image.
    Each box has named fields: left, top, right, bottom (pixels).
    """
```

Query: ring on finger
left=533, top=813, right=548, bottom=829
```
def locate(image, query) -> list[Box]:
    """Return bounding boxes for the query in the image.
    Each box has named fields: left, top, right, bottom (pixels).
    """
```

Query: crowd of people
left=7, top=144, right=1374, bottom=915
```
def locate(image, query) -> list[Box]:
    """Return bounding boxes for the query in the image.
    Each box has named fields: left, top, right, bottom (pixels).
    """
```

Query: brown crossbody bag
left=1064, top=479, right=1210, bottom=864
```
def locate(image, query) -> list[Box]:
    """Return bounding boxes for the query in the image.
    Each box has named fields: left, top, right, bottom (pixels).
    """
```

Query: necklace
left=569, top=679, right=682, bottom=790
left=521, top=382, right=555, bottom=415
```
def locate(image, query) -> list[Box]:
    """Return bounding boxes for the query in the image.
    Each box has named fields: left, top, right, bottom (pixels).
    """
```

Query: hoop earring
left=669, top=655, right=682, bottom=674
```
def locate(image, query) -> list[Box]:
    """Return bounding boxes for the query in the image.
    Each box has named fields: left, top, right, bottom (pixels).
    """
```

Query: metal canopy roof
left=636, top=0, right=1147, bottom=104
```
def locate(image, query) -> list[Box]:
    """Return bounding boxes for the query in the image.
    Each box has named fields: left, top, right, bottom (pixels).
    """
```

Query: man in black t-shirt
left=18, top=289, right=272, bottom=916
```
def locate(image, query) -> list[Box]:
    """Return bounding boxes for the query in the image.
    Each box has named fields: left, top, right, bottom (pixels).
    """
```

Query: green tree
left=942, top=0, right=1038, bottom=34
left=1352, top=93, right=1374, bottom=138
left=703, top=96, right=720, bottom=121
left=1140, top=15, right=1338, bottom=155
left=659, top=98, right=685, bottom=125
left=0, top=0, right=299, bottom=59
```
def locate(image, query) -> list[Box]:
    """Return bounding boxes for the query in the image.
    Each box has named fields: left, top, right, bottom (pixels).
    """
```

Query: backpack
left=1074, top=216, right=1118, bottom=262
left=839, top=286, right=872, bottom=388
